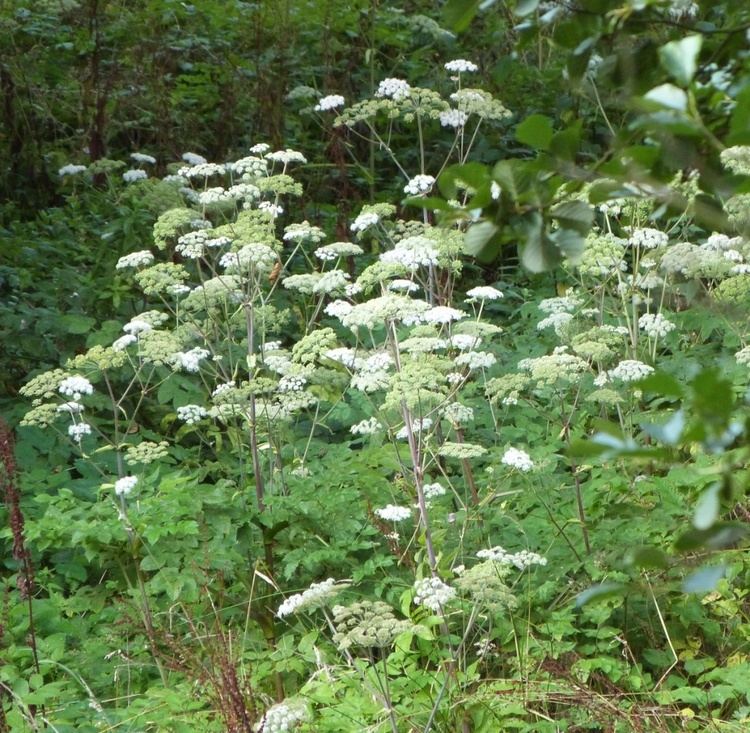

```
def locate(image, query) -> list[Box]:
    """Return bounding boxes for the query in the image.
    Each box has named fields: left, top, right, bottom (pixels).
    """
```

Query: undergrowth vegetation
left=3, top=1, right=750, bottom=731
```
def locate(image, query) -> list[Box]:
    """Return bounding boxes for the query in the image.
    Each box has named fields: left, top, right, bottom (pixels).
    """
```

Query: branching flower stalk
left=386, top=320, right=438, bottom=574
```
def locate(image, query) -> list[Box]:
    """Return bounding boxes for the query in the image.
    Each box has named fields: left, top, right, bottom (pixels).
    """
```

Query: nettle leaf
left=682, top=564, right=725, bottom=594
left=659, top=34, right=702, bottom=87
left=515, top=114, right=554, bottom=150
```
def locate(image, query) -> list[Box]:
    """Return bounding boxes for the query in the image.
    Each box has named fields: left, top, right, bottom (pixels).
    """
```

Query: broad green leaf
left=520, top=213, right=560, bottom=272
left=641, top=410, right=685, bottom=446
left=549, top=121, right=582, bottom=159
left=643, top=84, right=688, bottom=112
left=659, top=35, right=702, bottom=87
left=464, top=221, right=498, bottom=257
left=403, top=196, right=452, bottom=212
left=693, top=482, right=721, bottom=530
left=627, top=546, right=669, bottom=570
left=439, top=162, right=490, bottom=198
left=588, top=180, right=637, bottom=205
left=682, top=564, right=725, bottom=594
left=690, top=369, right=733, bottom=424
left=550, top=228, right=586, bottom=263
left=675, top=522, right=749, bottom=551
left=61, top=313, right=97, bottom=334
left=516, top=114, right=554, bottom=150
left=576, top=582, right=626, bottom=607
left=637, top=372, right=685, bottom=399
left=550, top=200, right=593, bottom=234
left=492, top=160, right=532, bottom=200
left=728, top=86, right=750, bottom=145
left=443, top=0, right=481, bottom=32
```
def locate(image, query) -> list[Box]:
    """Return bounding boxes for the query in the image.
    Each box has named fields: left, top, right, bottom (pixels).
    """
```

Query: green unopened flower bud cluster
left=332, top=600, right=416, bottom=650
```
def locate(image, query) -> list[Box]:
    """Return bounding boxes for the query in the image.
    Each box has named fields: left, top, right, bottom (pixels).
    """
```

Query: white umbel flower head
left=413, top=577, right=456, bottom=611
left=477, top=546, right=547, bottom=570
left=176, top=404, right=208, bottom=425
left=404, top=175, right=435, bottom=196
left=59, top=376, right=94, bottom=400
left=266, top=149, right=307, bottom=165
left=116, top=250, right=154, bottom=269
left=114, top=476, right=138, bottom=496
left=735, top=345, right=750, bottom=365
left=423, top=482, right=446, bottom=499
left=172, top=347, right=210, bottom=373
left=609, top=360, right=654, bottom=382
left=131, top=152, right=156, bottom=164
left=350, top=417, right=383, bottom=435
left=375, top=504, right=412, bottom=522
left=450, top=334, right=482, bottom=350
left=423, top=306, right=465, bottom=325
left=68, top=423, right=92, bottom=442
left=628, top=227, right=668, bottom=250
left=466, top=286, right=504, bottom=301
left=257, top=700, right=310, bottom=733
left=439, top=109, right=469, bottom=128
left=57, top=402, right=84, bottom=414
left=454, top=350, right=496, bottom=370
left=123, top=319, right=153, bottom=335
left=113, top=334, right=137, bottom=351
left=258, top=201, right=283, bottom=217
left=501, top=447, right=534, bottom=472
left=351, top=211, right=380, bottom=232
left=375, top=78, right=411, bottom=100
left=59, top=164, right=87, bottom=176
left=380, top=236, right=439, bottom=271
left=182, top=152, right=207, bottom=166
left=123, top=169, right=148, bottom=183
left=314, top=94, right=345, bottom=111
left=395, top=417, right=433, bottom=440
left=388, top=279, right=420, bottom=293
left=445, top=59, right=478, bottom=73
left=324, top=300, right=354, bottom=320
left=276, top=578, right=344, bottom=618
left=638, top=313, right=676, bottom=339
